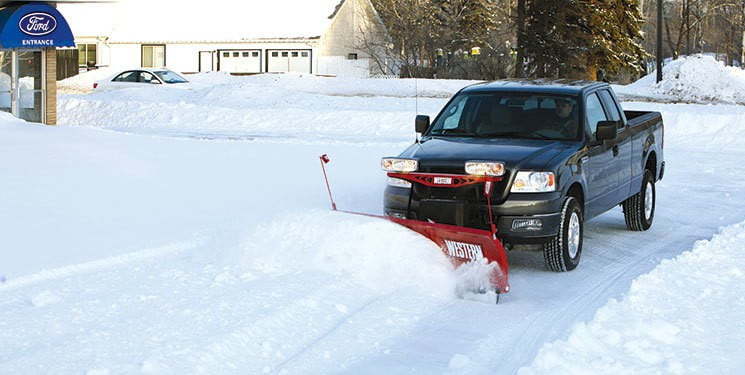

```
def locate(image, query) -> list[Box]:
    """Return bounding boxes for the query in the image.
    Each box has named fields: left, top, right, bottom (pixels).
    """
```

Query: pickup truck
left=383, top=80, right=664, bottom=272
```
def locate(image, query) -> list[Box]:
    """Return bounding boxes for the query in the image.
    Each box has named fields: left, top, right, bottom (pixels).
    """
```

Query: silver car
left=94, top=68, right=189, bottom=90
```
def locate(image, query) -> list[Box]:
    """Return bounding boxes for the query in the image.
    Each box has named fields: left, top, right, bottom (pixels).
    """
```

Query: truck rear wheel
left=543, top=197, right=583, bottom=272
left=622, top=169, right=655, bottom=231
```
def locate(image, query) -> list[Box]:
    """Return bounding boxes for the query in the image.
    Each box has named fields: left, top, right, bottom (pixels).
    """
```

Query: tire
left=543, top=197, right=583, bottom=272
left=622, top=169, right=656, bottom=231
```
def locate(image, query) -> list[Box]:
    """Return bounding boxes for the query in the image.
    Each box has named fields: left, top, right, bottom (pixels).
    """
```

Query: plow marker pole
left=319, top=154, right=337, bottom=211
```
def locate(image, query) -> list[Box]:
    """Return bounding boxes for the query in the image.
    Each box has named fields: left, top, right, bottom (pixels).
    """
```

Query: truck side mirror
left=596, top=121, right=618, bottom=141
left=415, top=115, right=430, bottom=134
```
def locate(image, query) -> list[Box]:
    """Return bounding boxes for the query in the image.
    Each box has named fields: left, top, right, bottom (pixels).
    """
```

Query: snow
left=30, top=291, right=62, bottom=308
left=3, top=67, right=745, bottom=373
left=615, top=54, right=745, bottom=105
left=520, top=221, right=745, bottom=374
left=240, top=210, right=455, bottom=296
left=58, top=71, right=478, bottom=142
left=57, top=67, right=120, bottom=94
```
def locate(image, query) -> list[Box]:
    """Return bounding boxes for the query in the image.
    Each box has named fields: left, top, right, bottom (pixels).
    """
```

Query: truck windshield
left=428, top=93, right=580, bottom=140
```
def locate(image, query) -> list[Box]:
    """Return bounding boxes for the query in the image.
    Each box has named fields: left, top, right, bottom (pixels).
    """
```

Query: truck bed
left=624, top=110, right=662, bottom=127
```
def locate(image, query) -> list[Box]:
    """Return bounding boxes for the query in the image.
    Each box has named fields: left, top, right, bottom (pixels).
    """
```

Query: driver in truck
left=549, top=98, right=578, bottom=136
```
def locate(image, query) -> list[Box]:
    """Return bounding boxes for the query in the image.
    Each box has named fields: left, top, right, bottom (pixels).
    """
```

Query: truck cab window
left=598, top=90, right=621, bottom=123
left=585, top=93, right=608, bottom=139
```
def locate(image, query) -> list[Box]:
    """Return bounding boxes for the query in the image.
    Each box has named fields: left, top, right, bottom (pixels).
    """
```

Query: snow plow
left=319, top=154, right=510, bottom=298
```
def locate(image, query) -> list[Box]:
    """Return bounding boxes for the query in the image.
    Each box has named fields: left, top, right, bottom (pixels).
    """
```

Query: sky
left=58, top=0, right=342, bottom=40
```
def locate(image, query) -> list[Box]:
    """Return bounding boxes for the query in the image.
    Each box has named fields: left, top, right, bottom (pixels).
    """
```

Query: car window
left=585, top=93, right=608, bottom=139
left=139, top=71, right=157, bottom=83
left=152, top=70, right=188, bottom=84
left=112, top=71, right=138, bottom=82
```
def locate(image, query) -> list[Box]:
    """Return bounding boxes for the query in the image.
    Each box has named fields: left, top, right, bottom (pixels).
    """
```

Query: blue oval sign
left=18, top=12, right=57, bottom=36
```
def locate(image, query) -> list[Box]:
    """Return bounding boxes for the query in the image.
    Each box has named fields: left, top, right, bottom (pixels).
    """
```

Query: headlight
left=465, top=161, right=505, bottom=176
left=511, top=171, right=556, bottom=193
left=381, top=158, right=418, bottom=173
left=387, top=177, right=412, bottom=188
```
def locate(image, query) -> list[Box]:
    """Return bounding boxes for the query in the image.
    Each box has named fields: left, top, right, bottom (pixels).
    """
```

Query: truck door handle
left=612, top=145, right=619, bottom=157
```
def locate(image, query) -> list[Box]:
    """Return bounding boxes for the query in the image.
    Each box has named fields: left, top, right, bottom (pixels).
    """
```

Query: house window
left=233, top=52, right=239, bottom=57
left=272, top=52, right=279, bottom=57
left=223, top=52, right=230, bottom=58
left=347, top=53, right=358, bottom=60
left=301, top=51, right=309, bottom=57
left=252, top=51, right=259, bottom=57
left=77, top=43, right=96, bottom=68
left=282, top=52, right=289, bottom=57
left=242, top=52, right=249, bottom=57
left=291, top=52, right=299, bottom=57
left=142, top=44, right=166, bottom=68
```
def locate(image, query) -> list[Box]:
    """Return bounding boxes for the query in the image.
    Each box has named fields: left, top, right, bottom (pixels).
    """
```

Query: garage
left=218, top=50, right=261, bottom=73
left=266, top=49, right=312, bottom=74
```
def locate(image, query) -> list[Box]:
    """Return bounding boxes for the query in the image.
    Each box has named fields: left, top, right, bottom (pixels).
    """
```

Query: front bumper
left=384, top=185, right=563, bottom=243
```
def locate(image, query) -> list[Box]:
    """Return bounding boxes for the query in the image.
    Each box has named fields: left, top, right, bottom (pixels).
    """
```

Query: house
left=59, top=0, right=391, bottom=78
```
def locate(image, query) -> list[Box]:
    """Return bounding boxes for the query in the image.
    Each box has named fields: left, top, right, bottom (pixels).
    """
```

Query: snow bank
left=57, top=67, right=119, bottom=94
left=60, top=69, right=477, bottom=97
left=520, top=220, right=745, bottom=375
left=618, top=55, right=745, bottom=104
left=241, top=211, right=456, bottom=296
left=58, top=73, right=466, bottom=142
left=622, top=100, right=745, bottom=149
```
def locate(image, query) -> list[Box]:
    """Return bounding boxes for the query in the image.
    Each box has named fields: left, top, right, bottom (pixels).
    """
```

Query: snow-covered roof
left=59, top=0, right=343, bottom=42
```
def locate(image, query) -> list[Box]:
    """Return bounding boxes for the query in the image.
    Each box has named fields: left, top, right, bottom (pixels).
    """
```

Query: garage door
left=218, top=50, right=261, bottom=73
left=267, top=50, right=311, bottom=74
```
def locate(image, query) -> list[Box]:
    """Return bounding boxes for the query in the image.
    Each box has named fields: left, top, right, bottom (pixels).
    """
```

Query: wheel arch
left=645, top=151, right=657, bottom=178
left=566, top=182, right=585, bottom=214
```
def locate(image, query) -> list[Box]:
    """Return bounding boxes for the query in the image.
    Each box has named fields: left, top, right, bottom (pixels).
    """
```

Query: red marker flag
left=320, top=154, right=331, bottom=164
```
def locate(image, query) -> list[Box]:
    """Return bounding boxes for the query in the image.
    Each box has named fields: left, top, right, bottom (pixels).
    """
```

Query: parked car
left=93, top=68, right=190, bottom=90
left=382, top=80, right=665, bottom=272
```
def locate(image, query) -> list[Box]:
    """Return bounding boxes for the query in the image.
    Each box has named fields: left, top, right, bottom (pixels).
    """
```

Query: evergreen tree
left=433, top=0, right=499, bottom=51
left=524, top=0, right=648, bottom=80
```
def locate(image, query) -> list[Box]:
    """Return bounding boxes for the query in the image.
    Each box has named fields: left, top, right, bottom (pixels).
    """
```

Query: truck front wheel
left=622, top=169, right=656, bottom=231
left=543, top=197, right=583, bottom=272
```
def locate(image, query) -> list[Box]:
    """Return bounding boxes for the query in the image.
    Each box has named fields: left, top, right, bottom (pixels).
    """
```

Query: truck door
left=582, top=92, right=620, bottom=218
left=599, top=89, right=633, bottom=201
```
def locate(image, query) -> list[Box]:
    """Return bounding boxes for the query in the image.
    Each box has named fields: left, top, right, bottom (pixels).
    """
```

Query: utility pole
left=656, top=0, right=663, bottom=83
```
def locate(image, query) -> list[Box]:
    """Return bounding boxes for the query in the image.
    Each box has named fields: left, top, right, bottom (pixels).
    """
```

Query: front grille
left=415, top=184, right=483, bottom=202
left=418, top=165, right=465, bottom=174
left=408, top=164, right=513, bottom=230
left=416, top=200, right=491, bottom=229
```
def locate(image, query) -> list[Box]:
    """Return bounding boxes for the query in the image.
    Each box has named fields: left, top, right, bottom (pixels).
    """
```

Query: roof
left=462, top=79, right=608, bottom=96
left=59, top=0, right=345, bottom=42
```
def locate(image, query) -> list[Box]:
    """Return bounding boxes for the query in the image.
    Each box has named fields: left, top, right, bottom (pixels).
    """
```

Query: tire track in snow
left=0, top=240, right=201, bottom=293
left=167, top=275, right=387, bottom=373
left=486, top=221, right=701, bottom=373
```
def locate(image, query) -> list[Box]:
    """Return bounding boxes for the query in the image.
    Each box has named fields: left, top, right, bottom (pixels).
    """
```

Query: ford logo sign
left=19, top=12, right=57, bottom=36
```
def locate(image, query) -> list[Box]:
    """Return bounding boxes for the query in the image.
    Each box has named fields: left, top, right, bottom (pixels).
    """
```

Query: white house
left=58, top=0, right=391, bottom=78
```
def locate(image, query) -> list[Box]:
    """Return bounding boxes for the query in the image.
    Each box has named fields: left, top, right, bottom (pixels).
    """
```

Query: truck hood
left=399, top=136, right=575, bottom=172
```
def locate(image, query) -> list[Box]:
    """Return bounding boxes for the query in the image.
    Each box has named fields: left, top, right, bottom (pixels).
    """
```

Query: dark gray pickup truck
left=383, top=80, right=664, bottom=272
